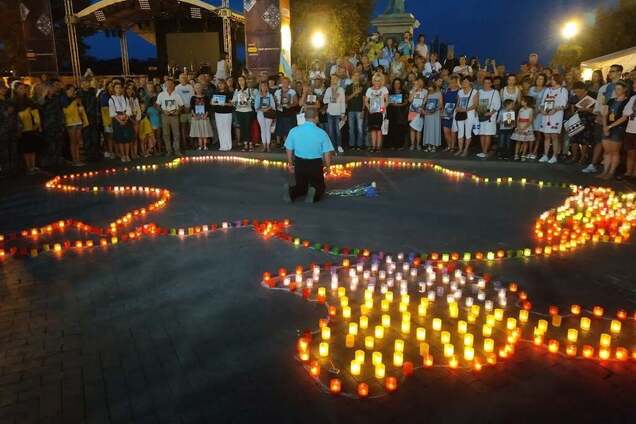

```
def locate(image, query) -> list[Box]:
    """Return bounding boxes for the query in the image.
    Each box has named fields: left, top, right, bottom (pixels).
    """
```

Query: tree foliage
left=553, top=0, right=636, bottom=67
left=290, top=0, right=376, bottom=68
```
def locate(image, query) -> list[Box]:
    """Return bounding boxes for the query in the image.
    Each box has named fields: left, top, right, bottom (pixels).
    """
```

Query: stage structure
left=245, top=0, right=292, bottom=77
left=66, top=0, right=245, bottom=83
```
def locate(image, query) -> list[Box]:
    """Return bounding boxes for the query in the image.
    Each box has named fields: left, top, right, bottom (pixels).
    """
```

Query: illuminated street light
left=561, top=21, right=579, bottom=40
left=311, top=31, right=326, bottom=49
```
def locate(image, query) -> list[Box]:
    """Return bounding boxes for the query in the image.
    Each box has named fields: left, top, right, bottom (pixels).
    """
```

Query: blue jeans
left=327, top=114, right=342, bottom=149
left=348, top=111, right=365, bottom=147
left=498, top=129, right=514, bottom=157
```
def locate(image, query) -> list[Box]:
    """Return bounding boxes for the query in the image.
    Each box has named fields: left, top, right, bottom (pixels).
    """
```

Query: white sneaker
left=337, top=146, right=344, bottom=153
left=582, top=164, right=598, bottom=174
left=476, top=153, right=486, bottom=158
left=538, top=155, right=549, bottom=163
left=548, top=156, right=558, bottom=164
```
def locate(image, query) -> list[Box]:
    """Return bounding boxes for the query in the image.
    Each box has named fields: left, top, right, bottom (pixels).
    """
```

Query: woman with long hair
left=108, top=82, right=133, bottom=162
left=364, top=73, right=389, bottom=152
left=211, top=79, right=234, bottom=151
left=538, top=74, right=568, bottom=164
left=598, top=80, right=629, bottom=179
left=125, top=85, right=142, bottom=158
left=386, top=78, right=409, bottom=149
left=442, top=74, right=460, bottom=152
left=453, top=75, right=478, bottom=156
left=62, top=84, right=88, bottom=166
left=528, top=73, right=547, bottom=160
left=14, top=82, right=43, bottom=174
left=189, top=82, right=214, bottom=150
left=233, top=75, right=256, bottom=151
left=255, top=81, right=276, bottom=152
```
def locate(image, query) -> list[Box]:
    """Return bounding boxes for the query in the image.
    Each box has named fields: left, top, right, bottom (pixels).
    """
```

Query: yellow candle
left=457, top=320, right=468, bottom=334
left=486, top=315, right=496, bottom=327
left=385, top=291, right=394, bottom=302
left=401, top=320, right=411, bottom=334
left=337, top=287, right=346, bottom=298
left=417, top=304, right=427, bottom=317
left=432, top=318, right=442, bottom=331
left=464, top=346, right=475, bottom=361
left=599, top=333, right=611, bottom=348
left=449, top=303, right=459, bottom=318
left=537, top=319, right=548, bottom=333
left=444, top=343, right=454, bottom=358
left=567, top=328, right=578, bottom=343
left=506, top=318, right=517, bottom=331
left=381, top=314, right=391, bottom=327
left=580, top=317, right=591, bottom=331
left=342, top=306, right=351, bottom=319
left=610, top=320, right=621, bottom=334
left=365, top=336, right=374, bottom=350
left=319, top=342, right=329, bottom=357
left=381, top=299, right=390, bottom=312
left=374, top=325, right=384, bottom=339
left=394, top=339, right=405, bottom=353
left=349, top=323, right=358, bottom=336
left=416, top=327, right=426, bottom=341
left=364, top=299, right=373, bottom=310
left=484, top=338, right=494, bottom=353
left=402, top=311, right=411, bottom=322
left=360, top=315, right=369, bottom=329
left=551, top=314, right=562, bottom=327
left=464, top=333, right=474, bottom=347
left=350, top=360, right=361, bottom=375
left=482, top=324, right=492, bottom=337
left=494, top=308, right=504, bottom=321
left=419, top=342, right=430, bottom=357
left=345, top=334, right=355, bottom=348
left=375, top=363, right=385, bottom=379
left=441, top=331, right=451, bottom=344
left=340, top=297, right=348, bottom=307
left=355, top=349, right=365, bottom=363
left=393, top=351, right=404, bottom=367
left=399, top=302, right=408, bottom=313
left=519, top=309, right=529, bottom=323
left=372, top=351, right=383, bottom=365
left=321, top=326, right=331, bottom=340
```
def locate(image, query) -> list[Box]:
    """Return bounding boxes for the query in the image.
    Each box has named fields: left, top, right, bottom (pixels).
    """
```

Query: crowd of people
left=1, top=31, right=636, bottom=180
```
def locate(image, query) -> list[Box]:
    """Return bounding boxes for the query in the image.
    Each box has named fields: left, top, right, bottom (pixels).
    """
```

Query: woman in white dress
left=408, top=77, right=427, bottom=150
left=539, top=74, right=569, bottom=164
left=528, top=73, right=547, bottom=159
left=453, top=75, right=479, bottom=157
left=476, top=76, right=501, bottom=158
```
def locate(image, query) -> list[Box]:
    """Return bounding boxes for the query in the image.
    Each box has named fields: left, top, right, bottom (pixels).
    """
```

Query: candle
left=566, top=344, right=577, bottom=356
left=385, top=376, right=398, bottom=391
left=482, top=324, right=492, bottom=337
left=416, top=327, right=426, bottom=341
left=360, top=315, right=369, bottom=329
left=375, top=363, right=385, bottom=379
left=393, top=351, right=404, bottom=367
left=419, top=342, right=430, bottom=357
left=464, top=333, right=474, bottom=347
left=365, top=336, right=374, bottom=350
left=394, top=339, right=405, bottom=353
left=342, top=306, right=351, bottom=319
left=355, top=349, right=365, bottom=363
left=506, top=317, right=517, bottom=331
left=319, top=342, right=329, bottom=357
left=349, top=323, right=359, bottom=336
left=551, top=314, right=562, bottom=327
left=329, top=378, right=341, bottom=394
left=484, top=338, right=494, bottom=353
left=357, top=383, right=369, bottom=398
left=401, top=321, right=411, bottom=334
left=610, top=320, right=621, bottom=334
left=441, top=331, right=451, bottom=344
left=580, top=317, right=591, bottom=331
left=372, top=351, right=383, bottom=365
left=345, top=334, right=355, bottom=348
left=321, top=326, right=331, bottom=340
left=537, top=319, right=548, bottom=334
left=444, top=343, right=454, bottom=358
left=374, top=326, right=384, bottom=339
left=464, top=346, right=475, bottom=361
left=350, top=360, right=361, bottom=375
left=457, top=320, right=468, bottom=334
left=381, top=314, right=391, bottom=327
left=432, top=318, right=442, bottom=331
left=599, top=333, right=611, bottom=348
left=567, top=328, right=578, bottom=343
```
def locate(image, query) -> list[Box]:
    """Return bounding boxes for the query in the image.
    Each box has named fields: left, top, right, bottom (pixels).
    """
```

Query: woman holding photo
left=528, top=73, right=547, bottom=160
left=476, top=76, right=501, bottom=158
left=364, top=73, right=389, bottom=152
left=423, top=76, right=443, bottom=152
left=232, top=75, right=256, bottom=152
left=189, top=82, right=213, bottom=150
left=255, top=81, right=276, bottom=152
left=453, top=75, right=479, bottom=157
left=408, top=76, right=427, bottom=150
left=211, top=79, right=234, bottom=151
left=538, top=74, right=568, bottom=164
left=442, top=75, right=460, bottom=152
left=386, top=78, right=409, bottom=149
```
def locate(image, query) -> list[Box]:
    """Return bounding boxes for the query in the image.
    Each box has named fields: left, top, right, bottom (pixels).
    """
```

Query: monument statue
left=385, top=0, right=406, bottom=15
left=373, top=0, right=419, bottom=39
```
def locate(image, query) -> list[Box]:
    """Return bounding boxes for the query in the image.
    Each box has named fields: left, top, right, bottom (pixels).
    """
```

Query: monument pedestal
left=371, top=13, right=419, bottom=40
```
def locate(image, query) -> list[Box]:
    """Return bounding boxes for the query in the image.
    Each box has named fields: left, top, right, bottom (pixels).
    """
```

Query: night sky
left=85, top=0, right=614, bottom=69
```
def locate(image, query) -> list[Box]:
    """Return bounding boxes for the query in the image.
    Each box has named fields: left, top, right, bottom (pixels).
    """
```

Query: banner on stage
left=245, top=0, right=292, bottom=77
left=19, top=0, right=58, bottom=74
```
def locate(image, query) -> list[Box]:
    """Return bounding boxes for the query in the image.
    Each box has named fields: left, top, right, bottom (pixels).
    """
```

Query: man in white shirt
left=156, top=79, right=184, bottom=156
left=323, top=75, right=347, bottom=153
left=175, top=73, right=194, bottom=150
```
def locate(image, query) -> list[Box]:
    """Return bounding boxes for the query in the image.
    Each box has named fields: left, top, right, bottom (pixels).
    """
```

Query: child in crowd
left=497, top=99, right=516, bottom=159
left=138, top=102, right=155, bottom=156
left=511, top=96, right=535, bottom=161
left=146, top=97, right=162, bottom=154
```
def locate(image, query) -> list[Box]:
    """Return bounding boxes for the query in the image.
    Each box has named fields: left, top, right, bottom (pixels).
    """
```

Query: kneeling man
left=284, top=107, right=334, bottom=203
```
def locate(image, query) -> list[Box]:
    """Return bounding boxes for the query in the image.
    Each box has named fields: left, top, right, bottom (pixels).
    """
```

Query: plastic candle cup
left=329, top=378, right=341, bottom=394
left=385, top=376, right=398, bottom=392
left=337, top=287, right=346, bottom=298
left=360, top=315, right=369, bottom=329
left=416, top=327, right=426, bottom=341
left=600, top=333, right=611, bottom=348
left=319, top=342, right=329, bottom=357
left=419, top=342, right=430, bottom=357
left=401, top=321, right=411, bottom=334
left=372, top=351, right=383, bottom=365
left=357, top=383, right=369, bottom=398
left=610, top=320, right=621, bottom=334
left=567, top=328, right=578, bottom=343
left=486, top=315, right=496, bottom=327
left=484, top=338, right=494, bottom=353
left=417, top=304, right=427, bottom=317
left=566, top=344, right=577, bottom=356
left=345, top=334, right=355, bottom=348
left=393, top=351, right=404, bottom=367
left=385, top=291, right=394, bottom=302
left=482, top=325, right=492, bottom=337
left=506, top=318, right=517, bottom=331
left=394, top=339, right=405, bottom=353
left=464, top=346, right=475, bottom=361
left=432, top=318, right=442, bottom=331
left=580, top=317, right=591, bottom=331
left=342, top=306, right=351, bottom=319
left=599, top=348, right=610, bottom=360
left=349, top=323, right=359, bottom=336
left=374, top=326, right=384, bottom=339
left=355, top=349, right=365, bottom=363
left=441, top=331, right=451, bottom=344
left=457, top=320, right=468, bottom=334
left=382, top=314, right=391, bottom=327
left=321, top=327, right=331, bottom=340
left=351, top=360, right=361, bottom=376
left=444, top=343, right=455, bottom=358
left=464, top=333, right=474, bottom=347
left=582, top=345, right=594, bottom=358
left=551, top=314, right=562, bottom=327
left=616, top=347, right=628, bottom=361
left=494, top=308, right=504, bottom=321
left=340, top=297, right=348, bottom=307
left=365, top=336, right=375, bottom=350
left=402, top=311, right=411, bottom=322
left=381, top=300, right=390, bottom=312
left=538, top=319, right=548, bottom=333
left=375, top=363, right=386, bottom=379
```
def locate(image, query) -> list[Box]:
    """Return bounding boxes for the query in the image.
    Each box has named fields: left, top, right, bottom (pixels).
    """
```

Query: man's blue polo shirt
left=284, top=122, right=334, bottom=159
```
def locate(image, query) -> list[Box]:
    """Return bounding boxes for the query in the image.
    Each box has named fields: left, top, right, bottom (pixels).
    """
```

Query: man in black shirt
left=345, top=71, right=366, bottom=150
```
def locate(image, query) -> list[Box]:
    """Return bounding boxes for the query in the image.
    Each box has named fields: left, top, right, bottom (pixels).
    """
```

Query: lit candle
left=464, top=333, right=474, bottom=347
left=566, top=344, right=577, bottom=356
left=464, top=346, right=475, bottom=361
left=580, top=317, right=591, bottom=331
left=432, top=318, right=442, bottom=331
left=582, top=345, right=594, bottom=358
left=416, top=327, right=426, bottom=341
left=355, top=349, right=365, bottom=363
left=610, top=320, right=621, bottom=334
left=457, top=320, right=468, bottom=334
left=360, top=315, right=369, bottom=329
left=484, top=338, right=494, bottom=353
left=599, top=333, right=611, bottom=348
left=393, top=351, right=404, bottom=367
left=444, top=343, right=454, bottom=358
left=375, top=363, right=385, bottom=379
left=365, top=336, right=375, bottom=350
left=345, top=334, right=355, bottom=348
left=401, top=321, right=411, bottom=334
left=567, top=328, right=578, bottom=343
left=494, top=308, right=504, bottom=321
left=321, top=327, right=331, bottom=340
left=374, top=325, right=384, bottom=339
left=372, top=351, right=383, bottom=365
left=537, top=319, right=548, bottom=334
left=548, top=339, right=559, bottom=353
left=506, top=318, right=517, bottom=331
left=441, top=331, right=451, bottom=344
left=381, top=300, right=390, bottom=312
left=394, top=339, right=405, bottom=353
left=382, top=314, right=391, bottom=327
left=482, top=325, right=492, bottom=337
left=319, top=342, right=329, bottom=357
left=551, top=314, right=562, bottom=327
left=351, top=360, right=361, bottom=375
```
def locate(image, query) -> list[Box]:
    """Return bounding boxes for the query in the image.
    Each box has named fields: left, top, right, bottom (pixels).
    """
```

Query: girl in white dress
left=539, top=74, right=569, bottom=164
left=453, top=75, right=479, bottom=157
left=476, top=76, right=501, bottom=158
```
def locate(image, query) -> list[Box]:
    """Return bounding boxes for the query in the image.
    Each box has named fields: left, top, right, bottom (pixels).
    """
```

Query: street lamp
left=561, top=21, right=579, bottom=40
left=311, top=31, right=326, bottom=49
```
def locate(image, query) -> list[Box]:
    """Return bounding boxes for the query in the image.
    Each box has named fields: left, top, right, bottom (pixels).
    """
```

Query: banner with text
left=20, top=0, right=58, bottom=74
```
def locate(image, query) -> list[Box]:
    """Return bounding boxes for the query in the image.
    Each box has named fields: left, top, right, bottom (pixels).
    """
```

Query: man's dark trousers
left=289, top=157, right=325, bottom=202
